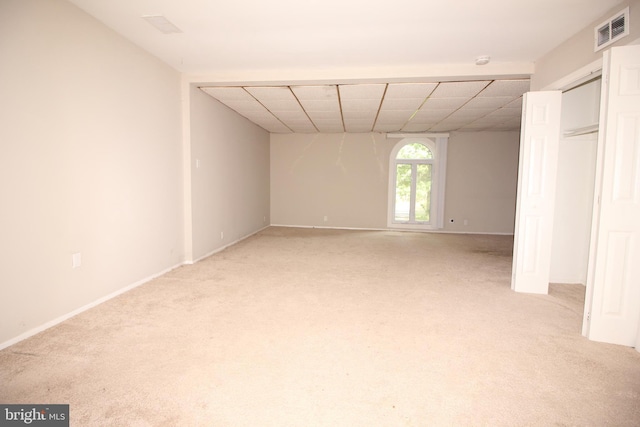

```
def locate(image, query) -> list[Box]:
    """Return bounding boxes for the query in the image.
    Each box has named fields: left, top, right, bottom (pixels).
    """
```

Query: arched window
left=388, top=136, right=448, bottom=230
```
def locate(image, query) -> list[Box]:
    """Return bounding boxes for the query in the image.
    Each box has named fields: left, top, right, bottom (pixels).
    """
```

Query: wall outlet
left=220, top=231, right=224, bottom=239
left=323, top=216, right=328, bottom=222
left=464, top=219, right=469, bottom=226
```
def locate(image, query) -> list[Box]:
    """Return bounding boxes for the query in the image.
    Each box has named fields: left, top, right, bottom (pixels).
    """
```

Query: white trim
left=0, top=224, right=270, bottom=351
left=186, top=225, right=270, bottom=264
left=387, top=136, right=448, bottom=230
left=0, top=262, right=183, bottom=351
left=435, top=136, right=448, bottom=229
left=182, top=77, right=194, bottom=263
left=271, top=224, right=513, bottom=236
left=542, top=58, right=603, bottom=91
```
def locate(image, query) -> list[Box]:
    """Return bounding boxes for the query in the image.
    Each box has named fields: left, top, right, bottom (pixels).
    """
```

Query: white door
left=585, top=45, right=640, bottom=347
left=512, top=91, right=562, bottom=294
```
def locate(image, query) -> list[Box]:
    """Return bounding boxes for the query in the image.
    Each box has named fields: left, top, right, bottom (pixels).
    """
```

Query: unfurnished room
left=1, top=0, right=640, bottom=425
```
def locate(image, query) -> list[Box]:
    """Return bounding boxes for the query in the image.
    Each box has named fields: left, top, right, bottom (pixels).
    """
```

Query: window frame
left=387, top=136, right=448, bottom=230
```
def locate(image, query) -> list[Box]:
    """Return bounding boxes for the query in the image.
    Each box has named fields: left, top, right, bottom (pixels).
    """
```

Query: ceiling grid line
left=336, top=85, right=346, bottom=133
left=400, top=82, right=441, bottom=131
left=370, top=84, right=390, bottom=133
left=288, top=86, right=320, bottom=133
left=201, top=78, right=529, bottom=134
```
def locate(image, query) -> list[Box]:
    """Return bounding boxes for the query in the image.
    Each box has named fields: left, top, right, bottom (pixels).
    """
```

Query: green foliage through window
left=396, top=143, right=433, bottom=160
left=394, top=142, right=433, bottom=223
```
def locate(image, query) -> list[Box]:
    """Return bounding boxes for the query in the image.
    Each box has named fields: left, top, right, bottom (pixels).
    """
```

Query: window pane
left=415, top=164, right=431, bottom=222
left=396, top=143, right=433, bottom=160
left=395, top=164, right=411, bottom=222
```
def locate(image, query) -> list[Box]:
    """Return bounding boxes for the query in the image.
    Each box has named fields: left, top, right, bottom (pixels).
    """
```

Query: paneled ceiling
left=201, top=79, right=529, bottom=133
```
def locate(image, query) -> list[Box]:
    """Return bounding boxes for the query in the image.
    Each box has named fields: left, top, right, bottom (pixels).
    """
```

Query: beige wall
left=270, top=131, right=519, bottom=234
left=532, top=0, right=640, bottom=90
left=271, top=133, right=390, bottom=229
left=188, top=86, right=270, bottom=261
left=0, top=0, right=184, bottom=345
left=444, top=132, right=520, bottom=234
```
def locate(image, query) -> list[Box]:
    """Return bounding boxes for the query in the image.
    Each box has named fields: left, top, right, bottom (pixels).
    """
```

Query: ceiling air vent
left=595, top=7, right=629, bottom=52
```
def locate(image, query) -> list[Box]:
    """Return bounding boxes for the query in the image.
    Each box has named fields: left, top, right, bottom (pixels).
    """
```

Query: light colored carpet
left=1, top=227, right=639, bottom=426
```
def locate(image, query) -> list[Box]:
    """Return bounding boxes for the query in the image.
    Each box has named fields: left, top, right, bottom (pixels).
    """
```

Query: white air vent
left=595, top=7, right=629, bottom=52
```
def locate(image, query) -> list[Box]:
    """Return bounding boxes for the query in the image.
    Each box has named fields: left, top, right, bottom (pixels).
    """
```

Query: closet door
left=586, top=45, right=640, bottom=346
left=511, top=91, right=562, bottom=294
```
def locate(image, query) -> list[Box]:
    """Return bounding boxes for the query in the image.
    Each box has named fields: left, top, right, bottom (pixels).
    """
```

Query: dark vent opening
left=598, top=25, right=610, bottom=46
left=612, top=15, right=626, bottom=38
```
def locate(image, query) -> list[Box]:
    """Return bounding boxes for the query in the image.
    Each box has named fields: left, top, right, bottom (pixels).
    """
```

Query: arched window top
left=396, top=142, right=433, bottom=160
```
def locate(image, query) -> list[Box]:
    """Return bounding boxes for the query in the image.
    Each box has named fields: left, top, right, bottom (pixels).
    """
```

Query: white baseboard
left=270, top=223, right=514, bottom=236
left=1, top=225, right=273, bottom=350
left=0, top=261, right=184, bottom=351
left=185, top=225, right=270, bottom=264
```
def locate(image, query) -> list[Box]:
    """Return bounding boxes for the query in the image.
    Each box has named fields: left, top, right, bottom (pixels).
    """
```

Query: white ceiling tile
left=470, top=116, right=510, bottom=125
left=434, top=118, right=474, bottom=127
left=297, top=99, right=340, bottom=112
left=384, top=83, right=437, bottom=99
left=464, top=97, right=514, bottom=109
left=478, top=80, right=530, bottom=97
left=345, top=126, right=374, bottom=133
left=410, top=109, right=452, bottom=122
left=430, top=81, right=490, bottom=98
left=339, top=84, right=386, bottom=100
left=341, top=98, right=382, bottom=111
left=245, top=86, right=295, bottom=100
left=459, top=124, right=489, bottom=131
left=307, top=110, right=342, bottom=120
left=201, top=86, right=253, bottom=101
left=402, top=123, right=434, bottom=132
left=343, top=110, right=376, bottom=120
left=374, top=123, right=404, bottom=132
left=219, top=99, right=269, bottom=112
left=421, top=97, right=469, bottom=109
left=380, top=98, right=425, bottom=111
left=429, top=123, right=460, bottom=132
left=447, top=108, right=494, bottom=119
left=274, top=110, right=309, bottom=121
left=259, top=99, right=303, bottom=111
left=312, top=119, right=344, bottom=131
left=343, top=118, right=374, bottom=132
left=291, top=85, right=338, bottom=100
left=287, top=123, right=317, bottom=132
left=315, top=127, right=345, bottom=133
left=484, top=108, right=522, bottom=118
left=242, top=110, right=278, bottom=120
left=376, top=110, right=415, bottom=122
left=282, top=117, right=314, bottom=125
left=250, top=118, right=291, bottom=133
